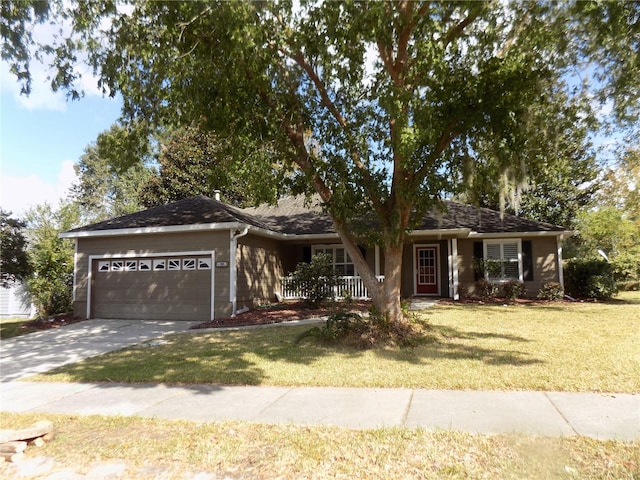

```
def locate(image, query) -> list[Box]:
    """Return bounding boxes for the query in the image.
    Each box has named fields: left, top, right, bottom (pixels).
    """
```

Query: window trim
left=483, top=239, right=523, bottom=283
left=312, top=244, right=357, bottom=276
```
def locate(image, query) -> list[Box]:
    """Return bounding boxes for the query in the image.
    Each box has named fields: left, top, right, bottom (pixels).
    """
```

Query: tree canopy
left=4, top=0, right=638, bottom=322
left=0, top=209, right=32, bottom=288
left=71, top=124, right=153, bottom=222
left=139, top=124, right=283, bottom=208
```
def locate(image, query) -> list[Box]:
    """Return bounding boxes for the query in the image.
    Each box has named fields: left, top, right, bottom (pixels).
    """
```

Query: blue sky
left=1, top=68, right=122, bottom=217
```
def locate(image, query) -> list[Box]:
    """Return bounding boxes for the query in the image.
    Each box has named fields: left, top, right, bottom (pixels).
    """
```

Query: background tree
left=4, top=1, right=638, bottom=324
left=25, top=201, right=80, bottom=317
left=597, top=146, right=640, bottom=224
left=0, top=209, right=32, bottom=288
left=71, top=124, right=154, bottom=222
left=456, top=84, right=600, bottom=227
left=139, top=124, right=283, bottom=208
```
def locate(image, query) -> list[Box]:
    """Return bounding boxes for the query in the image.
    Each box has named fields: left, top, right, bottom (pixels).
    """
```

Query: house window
left=484, top=240, right=522, bottom=282
left=183, top=258, right=196, bottom=270
left=98, top=261, right=110, bottom=272
left=312, top=245, right=356, bottom=276
left=139, top=259, right=152, bottom=271
left=111, top=260, right=124, bottom=272
left=153, top=259, right=166, bottom=271
left=198, top=258, right=212, bottom=270
left=168, top=259, right=181, bottom=270
left=125, top=260, right=137, bottom=271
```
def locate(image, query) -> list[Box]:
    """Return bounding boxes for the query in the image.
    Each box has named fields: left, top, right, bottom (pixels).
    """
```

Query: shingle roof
left=419, top=201, right=565, bottom=233
left=64, top=194, right=565, bottom=236
left=64, top=195, right=270, bottom=233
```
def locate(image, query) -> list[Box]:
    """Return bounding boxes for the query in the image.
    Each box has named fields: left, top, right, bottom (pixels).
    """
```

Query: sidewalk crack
left=544, top=392, right=578, bottom=436
left=401, top=390, right=415, bottom=426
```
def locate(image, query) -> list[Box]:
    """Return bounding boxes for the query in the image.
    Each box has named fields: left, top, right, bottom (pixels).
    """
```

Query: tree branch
left=443, top=10, right=481, bottom=48
left=290, top=51, right=348, bottom=128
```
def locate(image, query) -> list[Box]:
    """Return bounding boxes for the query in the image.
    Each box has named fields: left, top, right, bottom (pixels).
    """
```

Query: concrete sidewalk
left=1, top=381, right=638, bottom=441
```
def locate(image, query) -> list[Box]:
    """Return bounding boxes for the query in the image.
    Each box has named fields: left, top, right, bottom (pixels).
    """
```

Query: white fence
left=280, top=275, right=385, bottom=300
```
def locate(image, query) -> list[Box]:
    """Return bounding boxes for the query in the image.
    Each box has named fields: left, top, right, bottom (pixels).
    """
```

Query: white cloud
left=0, top=160, right=77, bottom=216
left=0, top=18, right=104, bottom=112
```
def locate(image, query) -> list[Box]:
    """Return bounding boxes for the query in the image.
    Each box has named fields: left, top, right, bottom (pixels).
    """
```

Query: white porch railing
left=280, top=275, right=385, bottom=300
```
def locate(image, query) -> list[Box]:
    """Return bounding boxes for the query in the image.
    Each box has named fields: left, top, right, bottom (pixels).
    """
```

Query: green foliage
left=296, top=306, right=429, bottom=349
left=25, top=202, right=80, bottom=317
left=475, top=278, right=500, bottom=299
left=537, top=282, right=565, bottom=301
left=502, top=281, right=526, bottom=301
left=139, top=124, right=282, bottom=208
left=290, top=254, right=341, bottom=308
left=4, top=0, right=638, bottom=324
left=564, top=259, right=617, bottom=300
left=0, top=209, right=32, bottom=287
left=295, top=310, right=366, bottom=344
left=71, top=124, right=153, bottom=222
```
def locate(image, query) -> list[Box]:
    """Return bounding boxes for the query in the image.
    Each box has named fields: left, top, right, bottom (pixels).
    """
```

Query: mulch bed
left=19, top=313, right=86, bottom=331
left=191, top=300, right=371, bottom=330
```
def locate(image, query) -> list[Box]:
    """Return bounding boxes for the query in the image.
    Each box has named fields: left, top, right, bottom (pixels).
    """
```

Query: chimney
left=214, top=190, right=221, bottom=201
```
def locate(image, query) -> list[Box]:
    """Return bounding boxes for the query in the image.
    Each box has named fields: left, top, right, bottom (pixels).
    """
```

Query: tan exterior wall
left=236, top=234, right=283, bottom=309
left=526, top=236, right=560, bottom=294
left=74, top=231, right=232, bottom=320
left=457, top=237, right=559, bottom=297
left=456, top=239, right=476, bottom=295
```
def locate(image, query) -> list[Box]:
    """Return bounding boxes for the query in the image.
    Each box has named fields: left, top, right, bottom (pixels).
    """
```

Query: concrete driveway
left=0, top=319, right=199, bottom=382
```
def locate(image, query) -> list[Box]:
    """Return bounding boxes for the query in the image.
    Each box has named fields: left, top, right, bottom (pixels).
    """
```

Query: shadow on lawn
left=36, top=321, right=543, bottom=386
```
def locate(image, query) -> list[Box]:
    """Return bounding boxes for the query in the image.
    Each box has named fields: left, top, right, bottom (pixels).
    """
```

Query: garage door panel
left=92, top=256, right=213, bottom=321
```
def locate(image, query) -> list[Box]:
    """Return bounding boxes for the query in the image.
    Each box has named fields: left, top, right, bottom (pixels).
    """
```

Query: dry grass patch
left=32, top=299, right=640, bottom=392
left=1, top=412, right=638, bottom=479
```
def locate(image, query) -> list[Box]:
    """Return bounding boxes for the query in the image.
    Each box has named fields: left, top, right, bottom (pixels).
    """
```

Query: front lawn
left=1, top=412, right=638, bottom=480
left=33, top=298, right=640, bottom=392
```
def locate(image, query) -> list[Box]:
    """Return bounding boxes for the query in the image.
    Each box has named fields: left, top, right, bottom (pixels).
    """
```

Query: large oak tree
left=3, top=1, right=638, bottom=323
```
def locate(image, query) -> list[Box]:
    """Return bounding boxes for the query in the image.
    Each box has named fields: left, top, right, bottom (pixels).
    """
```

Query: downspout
left=557, top=235, right=565, bottom=289
left=229, top=225, right=249, bottom=316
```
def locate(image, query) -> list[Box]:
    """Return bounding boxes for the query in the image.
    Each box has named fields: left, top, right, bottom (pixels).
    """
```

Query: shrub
left=290, top=253, right=341, bottom=308
left=503, top=280, right=526, bottom=301
left=619, top=280, right=640, bottom=291
left=295, top=310, right=365, bottom=344
left=295, top=307, right=431, bottom=349
left=564, top=259, right=617, bottom=300
left=475, top=278, right=499, bottom=299
left=537, top=282, right=564, bottom=301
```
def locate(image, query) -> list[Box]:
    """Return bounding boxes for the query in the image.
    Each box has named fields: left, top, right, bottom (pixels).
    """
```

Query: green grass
left=33, top=298, right=640, bottom=392
left=0, top=317, right=35, bottom=339
left=1, top=412, right=638, bottom=480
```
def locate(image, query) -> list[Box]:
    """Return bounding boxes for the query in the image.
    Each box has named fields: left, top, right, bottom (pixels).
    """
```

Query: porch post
left=452, top=238, right=459, bottom=300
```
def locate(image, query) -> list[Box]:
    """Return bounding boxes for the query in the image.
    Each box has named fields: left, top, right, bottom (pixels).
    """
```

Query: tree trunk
left=372, top=241, right=405, bottom=324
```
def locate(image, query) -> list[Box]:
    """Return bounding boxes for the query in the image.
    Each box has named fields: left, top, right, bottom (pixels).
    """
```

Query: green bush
left=503, top=280, right=526, bottom=301
left=295, top=310, right=365, bottom=344
left=290, top=253, right=341, bottom=308
left=618, top=280, right=640, bottom=291
left=475, top=278, right=500, bottom=299
left=564, top=259, right=617, bottom=300
left=537, top=282, right=564, bottom=301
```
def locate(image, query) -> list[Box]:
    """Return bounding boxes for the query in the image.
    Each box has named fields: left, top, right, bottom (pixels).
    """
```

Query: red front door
left=416, top=246, right=438, bottom=294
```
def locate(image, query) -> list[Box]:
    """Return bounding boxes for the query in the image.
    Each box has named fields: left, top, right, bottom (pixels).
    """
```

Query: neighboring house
left=60, top=195, right=571, bottom=322
left=0, top=282, right=35, bottom=318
